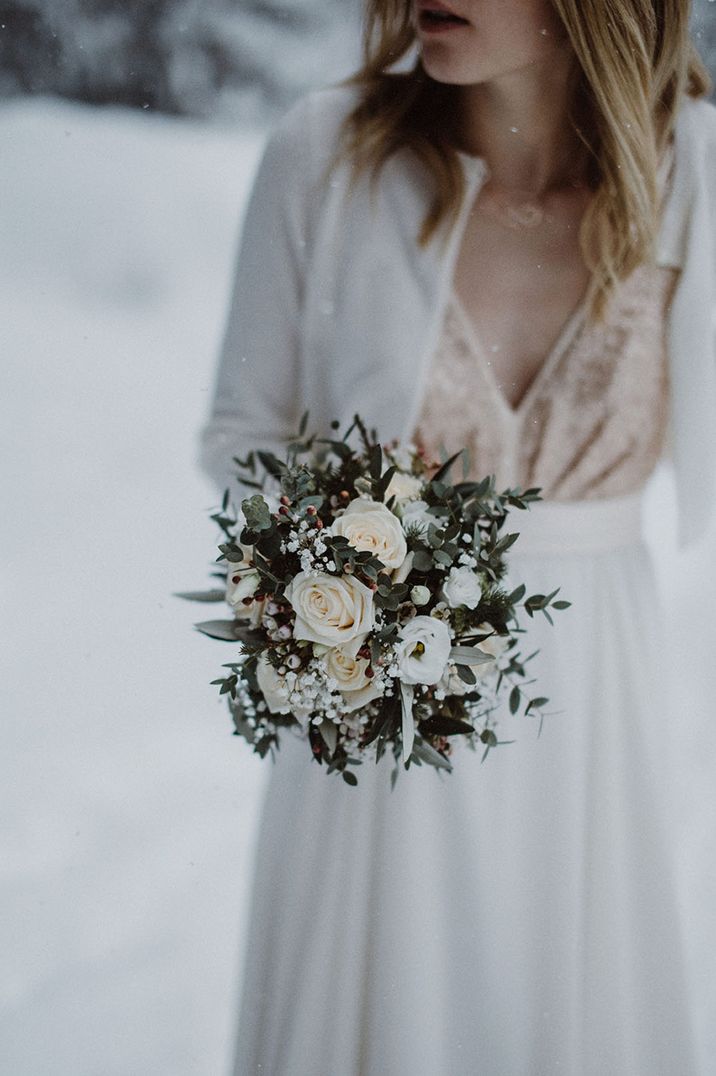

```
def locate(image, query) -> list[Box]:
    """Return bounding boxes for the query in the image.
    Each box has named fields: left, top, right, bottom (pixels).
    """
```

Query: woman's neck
left=455, top=55, right=587, bottom=195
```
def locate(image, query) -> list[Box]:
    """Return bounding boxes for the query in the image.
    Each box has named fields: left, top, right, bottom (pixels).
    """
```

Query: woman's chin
left=420, top=51, right=489, bottom=86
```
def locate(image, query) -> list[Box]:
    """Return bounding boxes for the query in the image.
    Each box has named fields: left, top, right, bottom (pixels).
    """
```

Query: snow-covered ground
left=1, top=95, right=714, bottom=1075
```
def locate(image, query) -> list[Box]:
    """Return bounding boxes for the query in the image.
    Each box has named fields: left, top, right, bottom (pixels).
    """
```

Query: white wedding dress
left=229, top=254, right=698, bottom=1074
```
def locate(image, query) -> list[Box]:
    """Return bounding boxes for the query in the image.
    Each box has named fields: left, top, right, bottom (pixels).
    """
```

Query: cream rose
left=330, top=498, right=408, bottom=572
left=441, top=565, right=483, bottom=610
left=395, top=615, right=452, bottom=685
left=284, top=570, right=375, bottom=656
left=324, top=646, right=382, bottom=712
left=384, top=470, right=423, bottom=505
left=255, top=653, right=291, bottom=714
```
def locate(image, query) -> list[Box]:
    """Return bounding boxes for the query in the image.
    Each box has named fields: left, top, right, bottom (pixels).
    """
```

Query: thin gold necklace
left=478, top=178, right=588, bottom=232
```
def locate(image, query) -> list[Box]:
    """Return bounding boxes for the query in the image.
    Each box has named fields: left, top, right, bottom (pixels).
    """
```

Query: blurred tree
left=0, top=0, right=712, bottom=119
left=693, top=0, right=716, bottom=78
left=0, top=0, right=360, bottom=120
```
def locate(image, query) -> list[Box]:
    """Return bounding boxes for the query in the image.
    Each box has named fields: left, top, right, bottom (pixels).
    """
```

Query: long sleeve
left=197, top=93, right=315, bottom=503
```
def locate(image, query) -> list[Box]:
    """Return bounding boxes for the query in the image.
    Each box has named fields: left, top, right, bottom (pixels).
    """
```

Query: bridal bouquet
left=179, top=413, right=568, bottom=787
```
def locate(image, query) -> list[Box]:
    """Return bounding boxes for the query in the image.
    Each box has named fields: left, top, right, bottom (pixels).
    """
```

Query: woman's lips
left=418, top=8, right=470, bottom=33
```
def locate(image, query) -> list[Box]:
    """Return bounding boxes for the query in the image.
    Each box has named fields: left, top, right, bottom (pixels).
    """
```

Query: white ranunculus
left=441, top=565, right=483, bottom=610
left=384, top=470, right=424, bottom=505
left=325, top=646, right=382, bottom=712
left=255, top=653, right=291, bottom=714
left=395, top=615, right=452, bottom=685
left=330, top=498, right=408, bottom=572
left=475, top=622, right=510, bottom=675
left=399, top=498, right=442, bottom=534
left=284, top=570, right=375, bottom=657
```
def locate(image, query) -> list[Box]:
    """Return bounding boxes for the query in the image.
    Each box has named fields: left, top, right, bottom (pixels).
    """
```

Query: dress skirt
left=230, top=491, right=697, bottom=1076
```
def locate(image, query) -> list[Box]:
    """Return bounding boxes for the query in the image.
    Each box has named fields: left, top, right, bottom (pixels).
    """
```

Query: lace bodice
left=412, top=263, right=679, bottom=501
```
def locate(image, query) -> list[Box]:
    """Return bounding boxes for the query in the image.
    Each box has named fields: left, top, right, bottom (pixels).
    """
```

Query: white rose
left=325, top=646, right=382, bottom=712
left=284, top=570, right=375, bottom=657
left=384, top=471, right=423, bottom=505
left=441, top=565, right=483, bottom=610
left=330, top=498, right=408, bottom=572
left=395, top=615, right=452, bottom=685
left=475, top=622, right=509, bottom=675
left=255, top=653, right=291, bottom=714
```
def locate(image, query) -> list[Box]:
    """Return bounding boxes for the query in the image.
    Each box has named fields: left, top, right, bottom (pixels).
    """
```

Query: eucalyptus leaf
left=419, top=715, right=475, bottom=737
left=430, top=450, right=463, bottom=483
left=194, top=620, right=243, bottom=641
left=173, top=589, right=226, bottom=603
left=256, top=450, right=288, bottom=478
left=449, top=645, right=494, bottom=665
left=242, top=494, right=273, bottom=532
left=456, top=663, right=477, bottom=685
left=410, top=737, right=453, bottom=772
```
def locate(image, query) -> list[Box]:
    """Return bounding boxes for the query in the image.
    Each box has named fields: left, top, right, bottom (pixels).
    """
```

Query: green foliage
left=242, top=494, right=273, bottom=532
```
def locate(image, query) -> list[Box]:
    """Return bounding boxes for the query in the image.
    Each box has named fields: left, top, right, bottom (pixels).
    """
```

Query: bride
left=199, top=1, right=716, bottom=1073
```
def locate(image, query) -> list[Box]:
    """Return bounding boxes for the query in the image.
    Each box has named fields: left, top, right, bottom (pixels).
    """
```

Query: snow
left=0, top=94, right=714, bottom=1075
left=0, top=96, right=271, bottom=1075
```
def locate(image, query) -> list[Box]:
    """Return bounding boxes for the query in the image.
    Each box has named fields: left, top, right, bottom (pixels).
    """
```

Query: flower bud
left=410, top=584, right=431, bottom=606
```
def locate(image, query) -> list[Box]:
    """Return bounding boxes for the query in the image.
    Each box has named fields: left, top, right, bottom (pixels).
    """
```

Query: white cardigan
left=198, top=83, right=716, bottom=549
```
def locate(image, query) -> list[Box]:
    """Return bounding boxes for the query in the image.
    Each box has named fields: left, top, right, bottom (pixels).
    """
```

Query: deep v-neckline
left=449, top=287, right=590, bottom=419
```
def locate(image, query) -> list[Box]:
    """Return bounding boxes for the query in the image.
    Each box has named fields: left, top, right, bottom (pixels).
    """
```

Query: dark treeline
left=0, top=0, right=713, bottom=121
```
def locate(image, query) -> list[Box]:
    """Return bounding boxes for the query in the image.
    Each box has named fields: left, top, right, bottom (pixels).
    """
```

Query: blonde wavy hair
left=329, top=0, right=711, bottom=320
